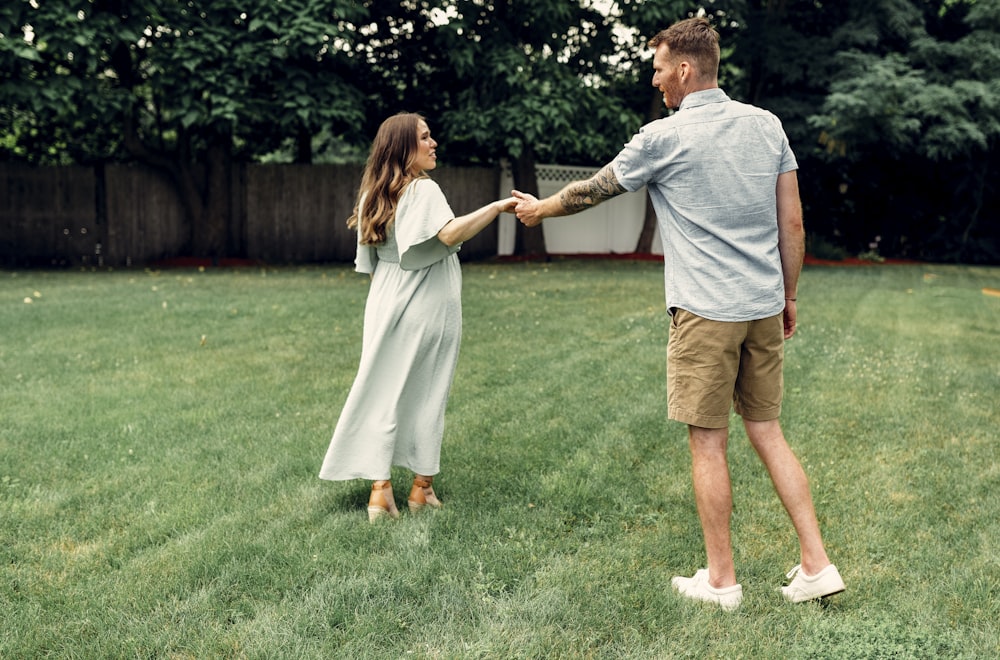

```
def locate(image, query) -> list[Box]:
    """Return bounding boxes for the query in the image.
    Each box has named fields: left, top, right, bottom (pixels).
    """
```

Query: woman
left=319, top=113, right=515, bottom=521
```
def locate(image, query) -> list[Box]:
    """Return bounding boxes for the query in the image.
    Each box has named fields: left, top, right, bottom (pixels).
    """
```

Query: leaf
left=180, top=110, right=201, bottom=129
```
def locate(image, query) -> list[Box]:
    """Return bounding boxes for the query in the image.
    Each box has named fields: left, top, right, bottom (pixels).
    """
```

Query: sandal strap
left=413, top=477, right=433, bottom=488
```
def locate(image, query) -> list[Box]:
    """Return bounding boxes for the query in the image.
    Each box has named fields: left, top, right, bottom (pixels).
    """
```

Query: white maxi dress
left=319, top=178, right=462, bottom=481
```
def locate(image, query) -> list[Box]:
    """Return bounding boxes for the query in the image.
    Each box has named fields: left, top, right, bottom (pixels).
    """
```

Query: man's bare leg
left=688, top=425, right=738, bottom=587
left=744, top=418, right=831, bottom=574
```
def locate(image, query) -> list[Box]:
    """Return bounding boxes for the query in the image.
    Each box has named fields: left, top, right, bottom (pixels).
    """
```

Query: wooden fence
left=0, top=162, right=501, bottom=268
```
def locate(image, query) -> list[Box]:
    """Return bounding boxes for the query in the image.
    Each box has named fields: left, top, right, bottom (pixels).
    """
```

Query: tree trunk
left=635, top=196, right=659, bottom=254
left=193, top=138, right=232, bottom=259
left=511, top=145, right=548, bottom=258
left=122, top=108, right=233, bottom=260
left=959, top=161, right=987, bottom=262
left=295, top=126, right=313, bottom=164
left=635, top=90, right=665, bottom=254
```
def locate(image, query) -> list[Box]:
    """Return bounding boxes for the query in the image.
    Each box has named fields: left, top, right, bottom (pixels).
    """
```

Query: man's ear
left=678, top=60, right=692, bottom=82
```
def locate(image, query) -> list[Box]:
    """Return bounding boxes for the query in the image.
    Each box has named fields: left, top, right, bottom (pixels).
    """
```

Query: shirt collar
left=678, top=88, right=730, bottom=111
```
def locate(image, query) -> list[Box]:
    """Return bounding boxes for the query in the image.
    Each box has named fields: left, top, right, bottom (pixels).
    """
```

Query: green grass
left=2, top=260, right=998, bottom=658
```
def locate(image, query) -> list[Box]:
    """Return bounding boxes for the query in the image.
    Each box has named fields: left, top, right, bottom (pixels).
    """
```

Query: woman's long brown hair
left=347, top=113, right=428, bottom=245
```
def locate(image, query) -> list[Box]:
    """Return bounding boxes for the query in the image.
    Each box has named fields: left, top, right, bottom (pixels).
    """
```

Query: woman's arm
left=437, top=197, right=517, bottom=247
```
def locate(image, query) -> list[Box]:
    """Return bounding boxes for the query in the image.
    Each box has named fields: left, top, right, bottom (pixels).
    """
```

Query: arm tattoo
left=559, top=164, right=627, bottom=213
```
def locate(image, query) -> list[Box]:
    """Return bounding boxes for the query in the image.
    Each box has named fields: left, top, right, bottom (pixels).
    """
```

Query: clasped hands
left=496, top=190, right=544, bottom=227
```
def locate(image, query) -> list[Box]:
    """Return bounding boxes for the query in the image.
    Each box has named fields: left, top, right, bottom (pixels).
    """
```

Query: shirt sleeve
left=394, top=178, right=459, bottom=270
left=777, top=120, right=799, bottom=174
left=612, top=129, right=657, bottom=194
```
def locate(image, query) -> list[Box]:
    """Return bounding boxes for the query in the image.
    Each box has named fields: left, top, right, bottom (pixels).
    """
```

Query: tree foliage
left=1, top=0, right=368, bottom=162
left=804, top=0, right=1000, bottom=261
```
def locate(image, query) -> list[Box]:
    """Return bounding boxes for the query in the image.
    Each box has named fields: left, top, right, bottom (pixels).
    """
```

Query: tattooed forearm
left=559, top=165, right=627, bottom=213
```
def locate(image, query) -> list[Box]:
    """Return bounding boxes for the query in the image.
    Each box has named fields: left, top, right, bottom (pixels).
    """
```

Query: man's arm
left=513, top=163, right=627, bottom=227
left=776, top=170, right=805, bottom=339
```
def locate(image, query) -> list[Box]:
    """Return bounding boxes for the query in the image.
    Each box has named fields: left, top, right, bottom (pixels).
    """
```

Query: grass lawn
left=2, top=259, right=998, bottom=658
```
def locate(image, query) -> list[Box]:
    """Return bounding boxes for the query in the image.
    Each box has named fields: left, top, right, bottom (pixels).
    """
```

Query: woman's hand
left=496, top=197, right=517, bottom=214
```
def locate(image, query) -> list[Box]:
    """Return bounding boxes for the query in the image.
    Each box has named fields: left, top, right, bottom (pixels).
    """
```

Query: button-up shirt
left=613, top=88, right=798, bottom=322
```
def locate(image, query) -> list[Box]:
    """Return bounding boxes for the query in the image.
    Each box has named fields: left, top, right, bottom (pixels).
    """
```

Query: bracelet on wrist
left=785, top=297, right=797, bottom=301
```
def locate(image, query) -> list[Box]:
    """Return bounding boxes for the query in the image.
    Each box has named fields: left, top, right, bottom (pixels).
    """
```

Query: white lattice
left=500, top=162, right=599, bottom=184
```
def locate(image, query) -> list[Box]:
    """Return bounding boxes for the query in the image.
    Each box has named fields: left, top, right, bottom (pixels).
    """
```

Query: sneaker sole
left=784, top=586, right=845, bottom=603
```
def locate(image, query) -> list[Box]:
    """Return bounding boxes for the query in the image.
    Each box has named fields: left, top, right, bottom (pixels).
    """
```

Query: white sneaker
left=671, top=569, right=743, bottom=611
left=781, top=564, right=845, bottom=602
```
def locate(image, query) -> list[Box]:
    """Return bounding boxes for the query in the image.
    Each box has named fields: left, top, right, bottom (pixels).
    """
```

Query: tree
left=425, top=1, right=646, bottom=256
left=807, top=0, right=1000, bottom=261
left=1, top=0, right=368, bottom=257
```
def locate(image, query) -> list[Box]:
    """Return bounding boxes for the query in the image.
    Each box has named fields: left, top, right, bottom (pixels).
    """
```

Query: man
left=513, top=17, right=844, bottom=611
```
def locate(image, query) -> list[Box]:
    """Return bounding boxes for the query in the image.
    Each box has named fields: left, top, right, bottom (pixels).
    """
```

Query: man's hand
left=783, top=300, right=797, bottom=339
left=512, top=190, right=543, bottom=227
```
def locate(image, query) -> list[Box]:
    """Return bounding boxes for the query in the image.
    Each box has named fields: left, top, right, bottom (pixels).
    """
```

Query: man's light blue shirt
left=613, top=88, right=798, bottom=322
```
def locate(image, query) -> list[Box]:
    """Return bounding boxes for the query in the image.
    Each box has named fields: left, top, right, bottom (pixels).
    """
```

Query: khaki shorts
left=667, top=309, right=784, bottom=428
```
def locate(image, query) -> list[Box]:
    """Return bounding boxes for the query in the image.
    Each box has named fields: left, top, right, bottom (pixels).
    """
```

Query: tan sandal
left=368, top=480, right=400, bottom=522
left=408, top=475, right=442, bottom=512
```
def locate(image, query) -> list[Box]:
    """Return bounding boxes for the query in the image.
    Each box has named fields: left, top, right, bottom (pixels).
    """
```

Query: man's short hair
left=648, top=17, right=720, bottom=79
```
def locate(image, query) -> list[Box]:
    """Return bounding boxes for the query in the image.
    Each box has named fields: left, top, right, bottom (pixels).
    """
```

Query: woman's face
left=412, top=119, right=438, bottom=173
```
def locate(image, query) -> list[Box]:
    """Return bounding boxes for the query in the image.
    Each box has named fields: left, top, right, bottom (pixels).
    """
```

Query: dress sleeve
left=354, top=228, right=377, bottom=274
left=394, top=178, right=459, bottom=270
left=352, top=193, right=378, bottom=274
